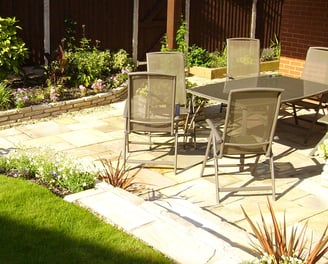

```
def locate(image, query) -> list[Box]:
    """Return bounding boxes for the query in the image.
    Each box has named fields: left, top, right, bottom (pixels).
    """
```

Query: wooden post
left=166, top=0, right=182, bottom=50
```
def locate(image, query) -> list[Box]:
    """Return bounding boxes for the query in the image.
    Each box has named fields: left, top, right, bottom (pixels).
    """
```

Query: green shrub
left=0, top=82, right=13, bottom=110
left=0, top=17, right=29, bottom=80
left=65, top=49, right=112, bottom=87
left=208, top=45, right=227, bottom=68
left=187, top=45, right=211, bottom=67
left=45, top=23, right=134, bottom=90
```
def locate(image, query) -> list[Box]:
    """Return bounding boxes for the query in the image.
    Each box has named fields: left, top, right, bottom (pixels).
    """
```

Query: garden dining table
left=188, top=75, right=328, bottom=104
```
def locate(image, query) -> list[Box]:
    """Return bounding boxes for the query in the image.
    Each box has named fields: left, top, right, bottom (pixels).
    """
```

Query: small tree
left=0, top=17, right=29, bottom=80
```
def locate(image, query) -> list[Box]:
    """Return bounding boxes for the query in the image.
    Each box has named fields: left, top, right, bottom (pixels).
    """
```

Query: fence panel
left=189, top=0, right=282, bottom=52
left=0, top=0, right=282, bottom=66
left=49, top=0, right=133, bottom=54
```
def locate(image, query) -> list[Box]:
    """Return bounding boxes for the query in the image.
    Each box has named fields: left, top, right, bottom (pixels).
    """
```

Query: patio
left=0, top=76, right=327, bottom=263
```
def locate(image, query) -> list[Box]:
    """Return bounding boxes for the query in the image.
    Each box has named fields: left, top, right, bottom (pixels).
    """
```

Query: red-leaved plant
left=241, top=198, right=328, bottom=264
left=96, top=153, right=140, bottom=191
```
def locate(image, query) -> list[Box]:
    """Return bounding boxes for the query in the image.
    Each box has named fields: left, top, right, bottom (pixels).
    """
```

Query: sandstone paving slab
left=156, top=178, right=217, bottom=207
left=66, top=119, right=110, bottom=130
left=4, top=132, right=33, bottom=145
left=58, top=128, right=112, bottom=147
left=52, top=116, right=79, bottom=125
left=133, top=168, right=177, bottom=193
left=17, top=120, right=72, bottom=138
left=74, top=190, right=157, bottom=231
left=64, top=188, right=106, bottom=203
left=132, top=216, right=217, bottom=264
left=151, top=198, right=252, bottom=244
left=22, top=135, right=75, bottom=151
left=137, top=198, right=253, bottom=264
left=0, top=137, right=17, bottom=150
left=298, top=176, right=328, bottom=200
left=0, top=127, right=23, bottom=136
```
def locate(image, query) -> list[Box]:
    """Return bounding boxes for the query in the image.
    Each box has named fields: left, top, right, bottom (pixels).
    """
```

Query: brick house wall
left=279, top=0, right=328, bottom=77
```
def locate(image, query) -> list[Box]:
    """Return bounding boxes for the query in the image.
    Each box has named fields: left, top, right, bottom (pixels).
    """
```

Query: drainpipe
left=185, top=0, right=190, bottom=52
left=250, top=0, right=257, bottom=38
left=132, top=0, right=139, bottom=65
left=44, top=0, right=50, bottom=64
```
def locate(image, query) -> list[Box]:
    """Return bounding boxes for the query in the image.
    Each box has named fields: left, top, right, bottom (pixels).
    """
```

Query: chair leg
left=292, top=104, right=298, bottom=125
left=304, top=94, right=325, bottom=144
left=269, top=155, right=276, bottom=201
left=239, top=154, right=245, bottom=172
left=200, top=132, right=212, bottom=177
left=251, top=155, right=260, bottom=175
left=174, top=132, right=178, bottom=175
left=212, top=139, right=220, bottom=203
left=123, top=132, right=128, bottom=167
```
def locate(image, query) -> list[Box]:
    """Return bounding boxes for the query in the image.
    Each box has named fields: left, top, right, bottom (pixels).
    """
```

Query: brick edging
left=0, top=86, right=127, bottom=128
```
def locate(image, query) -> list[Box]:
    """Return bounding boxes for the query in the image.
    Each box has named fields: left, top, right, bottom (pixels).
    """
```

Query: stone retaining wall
left=0, top=86, right=127, bottom=128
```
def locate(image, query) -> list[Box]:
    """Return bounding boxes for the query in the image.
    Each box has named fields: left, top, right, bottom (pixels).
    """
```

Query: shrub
left=0, top=82, right=13, bottom=110
left=0, top=17, right=29, bottom=81
left=65, top=48, right=112, bottom=87
left=186, top=45, right=211, bottom=67
left=208, top=45, right=227, bottom=68
left=45, top=23, right=134, bottom=91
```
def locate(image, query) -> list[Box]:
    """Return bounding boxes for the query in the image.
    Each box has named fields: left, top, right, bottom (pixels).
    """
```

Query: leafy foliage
left=261, top=35, right=281, bottom=62
left=187, top=45, right=211, bottom=67
left=241, top=198, right=328, bottom=264
left=0, top=82, right=13, bottom=110
left=44, top=22, right=134, bottom=90
left=0, top=17, right=29, bottom=80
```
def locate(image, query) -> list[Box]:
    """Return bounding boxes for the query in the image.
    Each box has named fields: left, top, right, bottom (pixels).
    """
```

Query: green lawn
left=0, top=175, right=173, bottom=263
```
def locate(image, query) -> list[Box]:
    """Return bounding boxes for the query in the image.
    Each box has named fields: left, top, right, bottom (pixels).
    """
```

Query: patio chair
left=123, top=72, right=179, bottom=174
left=226, top=38, right=260, bottom=80
left=290, top=47, right=328, bottom=142
left=220, top=38, right=260, bottom=112
left=200, top=88, right=283, bottom=203
left=146, top=51, right=203, bottom=147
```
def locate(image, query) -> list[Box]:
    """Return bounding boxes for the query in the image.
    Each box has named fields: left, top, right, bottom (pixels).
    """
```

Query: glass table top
left=188, top=75, right=328, bottom=103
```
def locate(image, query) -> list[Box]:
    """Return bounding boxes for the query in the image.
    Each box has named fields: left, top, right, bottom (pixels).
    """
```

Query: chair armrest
left=205, top=118, right=223, bottom=143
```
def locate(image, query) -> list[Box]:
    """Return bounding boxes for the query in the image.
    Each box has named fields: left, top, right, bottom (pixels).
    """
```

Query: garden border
left=0, top=85, right=127, bottom=128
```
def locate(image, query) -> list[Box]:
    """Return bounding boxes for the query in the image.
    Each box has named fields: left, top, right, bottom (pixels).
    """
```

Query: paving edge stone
left=64, top=183, right=255, bottom=264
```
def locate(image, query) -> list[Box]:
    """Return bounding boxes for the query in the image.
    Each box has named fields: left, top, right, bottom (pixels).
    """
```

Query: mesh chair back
left=227, top=38, right=260, bottom=79
left=221, top=88, right=282, bottom=157
left=301, top=47, right=328, bottom=84
left=127, top=72, right=176, bottom=135
left=147, top=52, right=186, bottom=105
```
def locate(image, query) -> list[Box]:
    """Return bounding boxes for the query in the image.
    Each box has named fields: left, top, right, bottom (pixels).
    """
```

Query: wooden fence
left=0, top=0, right=282, bottom=65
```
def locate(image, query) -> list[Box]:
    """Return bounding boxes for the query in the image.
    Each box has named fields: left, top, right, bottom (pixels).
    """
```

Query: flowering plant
left=91, top=79, right=103, bottom=93
left=13, top=88, right=32, bottom=108
left=79, top=84, right=87, bottom=97
left=49, top=86, right=59, bottom=102
left=315, top=139, right=328, bottom=160
left=111, top=68, right=130, bottom=88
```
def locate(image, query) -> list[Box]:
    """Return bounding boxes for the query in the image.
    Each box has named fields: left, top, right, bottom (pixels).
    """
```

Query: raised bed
left=0, top=85, right=127, bottom=128
left=189, top=60, right=280, bottom=79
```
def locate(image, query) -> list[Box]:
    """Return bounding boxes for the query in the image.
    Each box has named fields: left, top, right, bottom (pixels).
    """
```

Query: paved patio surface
left=0, top=77, right=327, bottom=263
